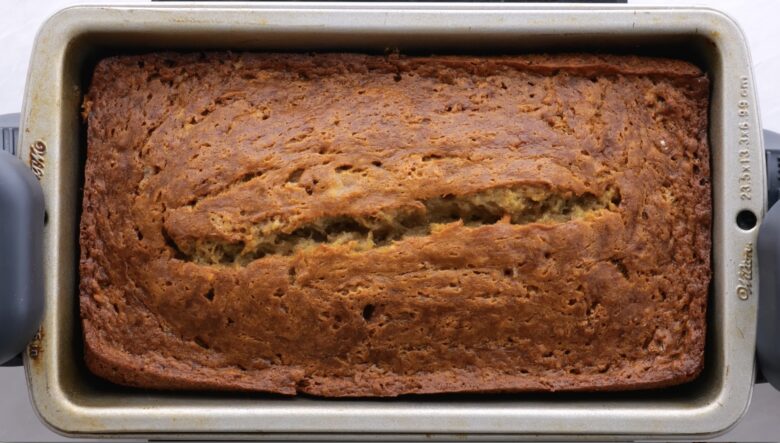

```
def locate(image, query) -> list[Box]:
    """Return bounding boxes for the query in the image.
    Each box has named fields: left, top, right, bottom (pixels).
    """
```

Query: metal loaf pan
left=18, top=3, right=765, bottom=440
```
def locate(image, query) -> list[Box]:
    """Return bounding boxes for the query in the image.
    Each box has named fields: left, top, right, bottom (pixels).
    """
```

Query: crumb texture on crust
left=79, top=52, right=711, bottom=396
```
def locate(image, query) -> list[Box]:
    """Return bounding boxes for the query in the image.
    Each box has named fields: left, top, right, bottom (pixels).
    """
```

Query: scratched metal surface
left=0, top=1, right=773, bottom=440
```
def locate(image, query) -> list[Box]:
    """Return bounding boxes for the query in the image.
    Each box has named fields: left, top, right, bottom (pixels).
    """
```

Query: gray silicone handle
left=0, top=113, right=44, bottom=366
left=758, top=129, right=780, bottom=390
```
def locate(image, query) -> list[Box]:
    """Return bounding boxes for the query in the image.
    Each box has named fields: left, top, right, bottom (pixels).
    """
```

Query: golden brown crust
left=80, top=52, right=710, bottom=396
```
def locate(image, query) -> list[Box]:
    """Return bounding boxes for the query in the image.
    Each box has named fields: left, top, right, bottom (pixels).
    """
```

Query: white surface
left=1, top=0, right=779, bottom=441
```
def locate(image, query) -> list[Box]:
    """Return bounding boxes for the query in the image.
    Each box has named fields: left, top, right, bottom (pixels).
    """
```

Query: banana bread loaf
left=80, top=52, right=711, bottom=396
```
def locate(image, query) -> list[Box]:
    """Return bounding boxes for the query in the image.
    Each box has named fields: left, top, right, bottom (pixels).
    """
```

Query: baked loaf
left=80, top=53, right=711, bottom=396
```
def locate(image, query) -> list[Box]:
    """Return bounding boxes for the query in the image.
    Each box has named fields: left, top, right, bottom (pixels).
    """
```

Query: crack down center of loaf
left=166, top=184, right=621, bottom=266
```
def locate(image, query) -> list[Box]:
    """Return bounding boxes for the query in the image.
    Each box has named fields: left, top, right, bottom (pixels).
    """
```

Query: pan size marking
left=737, top=241, right=753, bottom=300
left=737, top=75, right=752, bottom=201
left=29, top=140, right=46, bottom=180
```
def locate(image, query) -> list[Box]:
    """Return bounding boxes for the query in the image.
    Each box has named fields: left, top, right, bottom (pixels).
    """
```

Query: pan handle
left=758, top=129, right=780, bottom=390
left=0, top=113, right=44, bottom=366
